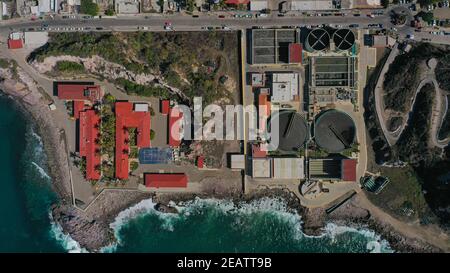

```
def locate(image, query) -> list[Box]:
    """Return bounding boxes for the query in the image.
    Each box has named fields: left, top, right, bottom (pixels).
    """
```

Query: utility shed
left=273, top=157, right=305, bottom=179
left=24, top=32, right=49, bottom=48
left=230, top=154, right=245, bottom=169
left=252, top=158, right=272, bottom=178
left=134, top=103, right=149, bottom=112
left=250, top=0, right=268, bottom=11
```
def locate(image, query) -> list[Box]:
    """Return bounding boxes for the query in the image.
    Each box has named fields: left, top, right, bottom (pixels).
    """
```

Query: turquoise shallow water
left=0, top=94, right=393, bottom=253
left=0, top=94, right=64, bottom=252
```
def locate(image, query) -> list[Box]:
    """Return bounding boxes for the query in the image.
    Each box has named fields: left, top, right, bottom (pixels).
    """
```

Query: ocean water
left=104, top=198, right=393, bottom=253
left=0, top=94, right=393, bottom=253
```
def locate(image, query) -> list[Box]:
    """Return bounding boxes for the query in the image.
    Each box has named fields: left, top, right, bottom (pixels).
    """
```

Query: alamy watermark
left=169, top=97, right=280, bottom=151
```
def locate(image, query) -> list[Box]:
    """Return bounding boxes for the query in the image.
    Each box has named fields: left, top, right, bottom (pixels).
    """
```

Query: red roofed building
left=115, top=101, right=151, bottom=180
left=168, top=107, right=183, bottom=147
left=57, top=84, right=102, bottom=103
left=144, top=173, right=188, bottom=188
left=341, top=159, right=357, bottom=182
left=197, top=156, right=204, bottom=169
left=73, top=101, right=86, bottom=119
left=8, top=39, right=23, bottom=49
left=258, top=93, right=270, bottom=132
left=289, top=43, right=302, bottom=64
left=252, top=144, right=267, bottom=158
left=79, top=110, right=101, bottom=180
left=160, top=100, right=170, bottom=115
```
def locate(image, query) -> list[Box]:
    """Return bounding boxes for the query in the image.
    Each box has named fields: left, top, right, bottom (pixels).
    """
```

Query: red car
left=218, top=15, right=225, bottom=18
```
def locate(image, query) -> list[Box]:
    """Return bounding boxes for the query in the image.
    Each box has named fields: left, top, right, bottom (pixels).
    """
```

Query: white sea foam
left=323, top=223, right=394, bottom=253
left=48, top=212, right=88, bottom=253
left=107, top=197, right=393, bottom=253
left=31, top=161, right=51, bottom=180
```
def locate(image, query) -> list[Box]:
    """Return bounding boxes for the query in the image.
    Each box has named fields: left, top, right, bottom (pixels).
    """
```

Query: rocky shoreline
left=0, top=61, right=445, bottom=253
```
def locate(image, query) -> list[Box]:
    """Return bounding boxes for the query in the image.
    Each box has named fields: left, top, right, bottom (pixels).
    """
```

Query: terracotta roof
left=57, top=84, right=102, bottom=102
left=144, top=173, right=188, bottom=188
left=289, top=43, right=302, bottom=64
left=8, top=39, right=23, bottom=49
left=79, top=110, right=101, bottom=180
left=115, top=101, right=151, bottom=180
left=341, top=159, right=357, bottom=182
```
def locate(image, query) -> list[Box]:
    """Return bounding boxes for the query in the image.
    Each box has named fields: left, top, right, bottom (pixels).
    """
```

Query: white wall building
left=272, top=157, right=305, bottom=179
left=290, top=0, right=333, bottom=11
left=271, top=73, right=299, bottom=103
left=250, top=0, right=268, bottom=11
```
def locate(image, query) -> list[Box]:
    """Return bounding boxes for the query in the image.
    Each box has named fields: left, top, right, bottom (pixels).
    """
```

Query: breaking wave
left=106, top=197, right=393, bottom=253
left=49, top=212, right=88, bottom=253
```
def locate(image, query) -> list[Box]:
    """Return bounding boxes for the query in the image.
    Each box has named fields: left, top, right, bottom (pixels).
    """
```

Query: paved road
left=374, top=42, right=400, bottom=147
left=0, top=15, right=391, bottom=32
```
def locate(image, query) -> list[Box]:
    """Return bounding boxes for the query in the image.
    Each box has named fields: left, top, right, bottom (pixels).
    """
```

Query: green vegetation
left=395, top=83, right=436, bottom=166
left=381, top=0, right=389, bottom=8
left=130, top=147, right=138, bottom=158
left=150, top=129, right=155, bottom=140
left=80, top=0, right=99, bottom=16
left=104, top=6, right=115, bottom=16
left=130, top=161, right=139, bottom=172
left=0, top=58, right=10, bottom=68
left=55, top=61, right=85, bottom=73
left=438, top=95, right=450, bottom=140
left=417, top=11, right=434, bottom=24
left=435, top=54, right=450, bottom=92
left=31, top=31, right=239, bottom=105
left=383, top=55, right=421, bottom=112
left=366, top=166, right=431, bottom=222
left=341, top=143, right=359, bottom=158
left=115, top=78, right=171, bottom=98
left=100, top=94, right=116, bottom=180
left=383, top=43, right=450, bottom=112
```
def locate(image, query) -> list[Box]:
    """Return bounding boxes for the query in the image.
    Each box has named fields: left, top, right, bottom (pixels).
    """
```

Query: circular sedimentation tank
left=314, top=110, right=356, bottom=153
left=332, top=29, right=355, bottom=51
left=268, top=111, right=308, bottom=153
left=306, top=28, right=330, bottom=52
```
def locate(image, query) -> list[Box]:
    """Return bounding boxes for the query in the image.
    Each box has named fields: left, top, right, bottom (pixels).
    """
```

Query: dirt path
left=355, top=193, right=450, bottom=252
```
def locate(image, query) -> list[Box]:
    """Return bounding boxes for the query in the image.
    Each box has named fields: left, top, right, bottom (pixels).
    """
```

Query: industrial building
left=252, top=158, right=272, bottom=178
left=144, top=173, right=188, bottom=188
left=309, top=56, right=356, bottom=88
left=272, top=157, right=305, bottom=179
left=250, top=0, right=267, bottom=11
left=308, top=158, right=357, bottom=182
left=313, top=110, right=356, bottom=153
left=268, top=111, right=308, bottom=153
left=290, top=0, right=333, bottom=10
left=249, top=29, right=301, bottom=64
left=230, top=154, right=246, bottom=169
left=270, top=73, right=300, bottom=103
left=115, top=0, right=140, bottom=14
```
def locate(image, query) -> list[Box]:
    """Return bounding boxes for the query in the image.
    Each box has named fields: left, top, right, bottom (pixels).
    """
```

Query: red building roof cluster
left=341, top=159, right=357, bottom=182
left=115, top=101, right=151, bottom=180
left=144, top=173, right=188, bottom=188
left=57, top=84, right=102, bottom=102
left=79, top=110, right=101, bottom=180
left=168, top=107, right=183, bottom=147
left=289, top=43, right=302, bottom=64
